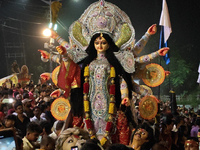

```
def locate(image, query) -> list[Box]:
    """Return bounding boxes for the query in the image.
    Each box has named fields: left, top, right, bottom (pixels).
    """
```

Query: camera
left=71, top=146, right=78, bottom=150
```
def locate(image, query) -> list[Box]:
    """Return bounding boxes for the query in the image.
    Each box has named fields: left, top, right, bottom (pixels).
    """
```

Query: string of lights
left=0, top=8, right=47, bottom=20
left=3, top=0, right=49, bottom=8
left=0, top=14, right=45, bottom=25
left=2, top=24, right=48, bottom=39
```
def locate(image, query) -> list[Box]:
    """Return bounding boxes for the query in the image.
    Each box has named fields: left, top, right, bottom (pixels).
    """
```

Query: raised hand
left=50, top=89, right=62, bottom=98
left=121, top=97, right=130, bottom=107
left=51, top=30, right=59, bottom=39
left=147, top=24, right=157, bottom=35
left=38, top=50, right=50, bottom=59
left=40, top=73, right=51, bottom=82
left=56, top=46, right=67, bottom=55
left=158, top=47, right=170, bottom=56
left=165, top=71, right=171, bottom=77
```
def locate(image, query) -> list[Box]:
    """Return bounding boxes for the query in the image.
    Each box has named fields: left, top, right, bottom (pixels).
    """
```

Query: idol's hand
left=51, top=30, right=59, bottom=39
left=158, top=47, right=170, bottom=56
left=165, top=71, right=171, bottom=77
left=56, top=46, right=67, bottom=55
left=50, top=89, right=62, bottom=98
left=40, top=73, right=51, bottom=82
left=38, top=50, right=50, bottom=59
left=121, top=97, right=130, bottom=107
left=147, top=24, right=157, bottom=35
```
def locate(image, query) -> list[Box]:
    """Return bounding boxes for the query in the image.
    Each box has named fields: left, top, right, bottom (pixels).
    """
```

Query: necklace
left=83, top=65, right=116, bottom=146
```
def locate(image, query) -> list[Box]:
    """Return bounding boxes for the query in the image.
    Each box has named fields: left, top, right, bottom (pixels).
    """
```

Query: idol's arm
left=133, top=24, right=157, bottom=56
left=120, top=78, right=130, bottom=106
left=120, top=78, right=138, bottom=128
left=135, top=47, right=169, bottom=63
left=51, top=31, right=88, bottom=63
left=51, top=30, right=71, bottom=50
left=38, top=50, right=60, bottom=64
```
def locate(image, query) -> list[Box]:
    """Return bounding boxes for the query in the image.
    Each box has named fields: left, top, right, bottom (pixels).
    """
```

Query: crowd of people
left=0, top=82, right=200, bottom=150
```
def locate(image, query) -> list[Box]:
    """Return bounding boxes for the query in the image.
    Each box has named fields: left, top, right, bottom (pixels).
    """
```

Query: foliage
left=176, top=87, right=200, bottom=109
left=159, top=40, right=198, bottom=95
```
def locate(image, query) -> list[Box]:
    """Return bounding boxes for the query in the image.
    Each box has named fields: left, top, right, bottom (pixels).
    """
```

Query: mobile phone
left=0, top=128, right=17, bottom=150
left=71, top=146, right=78, bottom=150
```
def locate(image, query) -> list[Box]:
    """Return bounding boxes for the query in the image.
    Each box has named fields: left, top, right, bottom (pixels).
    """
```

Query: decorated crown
left=68, top=0, right=135, bottom=50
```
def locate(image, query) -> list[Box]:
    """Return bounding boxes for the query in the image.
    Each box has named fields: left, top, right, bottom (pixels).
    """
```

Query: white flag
left=159, top=0, right=172, bottom=43
left=197, top=63, right=200, bottom=83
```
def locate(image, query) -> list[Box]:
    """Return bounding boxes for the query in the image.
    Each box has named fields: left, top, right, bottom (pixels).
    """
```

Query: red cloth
left=57, top=60, right=81, bottom=98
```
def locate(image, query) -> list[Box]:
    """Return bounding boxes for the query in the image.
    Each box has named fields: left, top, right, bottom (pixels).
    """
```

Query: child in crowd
left=4, top=114, right=16, bottom=128
left=38, top=136, right=55, bottom=150
left=40, top=121, right=52, bottom=138
left=22, top=122, right=42, bottom=150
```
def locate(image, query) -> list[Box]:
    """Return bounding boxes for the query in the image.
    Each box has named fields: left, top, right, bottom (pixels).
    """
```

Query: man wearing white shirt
left=30, top=106, right=46, bottom=124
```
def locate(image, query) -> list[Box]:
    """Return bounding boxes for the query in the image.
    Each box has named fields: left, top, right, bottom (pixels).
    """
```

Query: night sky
left=0, top=0, right=199, bottom=92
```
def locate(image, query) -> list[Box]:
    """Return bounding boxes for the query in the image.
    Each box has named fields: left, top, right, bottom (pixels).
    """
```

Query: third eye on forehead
left=95, top=37, right=106, bottom=42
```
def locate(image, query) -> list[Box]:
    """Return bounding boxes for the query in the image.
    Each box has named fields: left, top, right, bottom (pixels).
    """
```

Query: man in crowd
left=14, top=101, right=30, bottom=138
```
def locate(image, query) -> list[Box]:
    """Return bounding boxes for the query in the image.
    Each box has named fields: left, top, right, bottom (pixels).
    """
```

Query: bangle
left=56, top=36, right=61, bottom=41
left=58, top=38, right=65, bottom=44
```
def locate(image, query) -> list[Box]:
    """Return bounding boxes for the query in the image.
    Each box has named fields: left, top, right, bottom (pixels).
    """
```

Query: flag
left=159, top=0, right=172, bottom=65
left=197, top=63, right=200, bottom=83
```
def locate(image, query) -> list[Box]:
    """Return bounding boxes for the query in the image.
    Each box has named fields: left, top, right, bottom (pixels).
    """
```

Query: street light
left=43, top=28, right=51, bottom=37
left=43, top=27, right=55, bottom=73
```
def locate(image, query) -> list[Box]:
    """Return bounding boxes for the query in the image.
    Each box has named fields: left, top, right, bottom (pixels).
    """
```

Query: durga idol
left=39, top=0, right=169, bottom=147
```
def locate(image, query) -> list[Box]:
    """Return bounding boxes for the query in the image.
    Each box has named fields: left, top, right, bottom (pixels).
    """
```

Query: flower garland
left=83, top=65, right=116, bottom=146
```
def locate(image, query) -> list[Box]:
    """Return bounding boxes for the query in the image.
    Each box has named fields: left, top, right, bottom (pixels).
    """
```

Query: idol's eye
left=102, top=42, right=107, bottom=45
left=94, top=42, right=99, bottom=45
left=142, top=132, right=145, bottom=135
left=68, top=139, right=73, bottom=143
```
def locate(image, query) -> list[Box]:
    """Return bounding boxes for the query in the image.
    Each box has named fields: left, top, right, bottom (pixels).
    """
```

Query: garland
left=83, top=65, right=116, bottom=146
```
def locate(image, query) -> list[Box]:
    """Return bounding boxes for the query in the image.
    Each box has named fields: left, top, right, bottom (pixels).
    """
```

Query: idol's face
left=94, top=36, right=109, bottom=54
left=62, top=135, right=86, bottom=150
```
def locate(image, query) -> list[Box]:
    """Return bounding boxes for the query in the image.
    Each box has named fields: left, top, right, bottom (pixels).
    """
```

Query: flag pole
left=158, top=0, right=172, bottom=99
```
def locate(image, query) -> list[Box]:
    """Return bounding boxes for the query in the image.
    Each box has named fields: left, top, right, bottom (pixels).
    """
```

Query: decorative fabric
left=89, top=53, right=110, bottom=138
left=72, top=116, right=84, bottom=128
left=116, top=111, right=130, bottom=145
left=57, top=60, right=81, bottom=98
